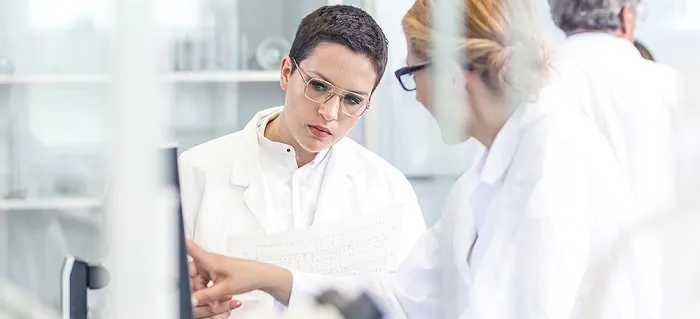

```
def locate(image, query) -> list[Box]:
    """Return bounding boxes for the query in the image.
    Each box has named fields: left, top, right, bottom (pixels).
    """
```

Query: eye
left=309, top=80, right=330, bottom=92
left=343, top=94, right=363, bottom=106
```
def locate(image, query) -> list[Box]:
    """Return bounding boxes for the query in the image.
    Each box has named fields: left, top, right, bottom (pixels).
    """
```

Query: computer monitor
left=61, top=147, right=191, bottom=319
left=160, top=146, right=194, bottom=319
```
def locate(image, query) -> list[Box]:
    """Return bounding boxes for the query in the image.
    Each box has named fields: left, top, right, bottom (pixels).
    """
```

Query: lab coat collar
left=256, top=109, right=331, bottom=168
left=229, top=107, right=282, bottom=187
left=227, top=107, right=280, bottom=232
left=563, top=32, right=640, bottom=60
left=230, top=106, right=362, bottom=185
left=229, top=106, right=362, bottom=230
left=478, top=108, right=525, bottom=184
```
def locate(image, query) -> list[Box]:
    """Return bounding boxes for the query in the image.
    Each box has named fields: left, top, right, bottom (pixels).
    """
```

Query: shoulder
left=179, top=105, right=282, bottom=170
left=511, top=99, right=620, bottom=188
left=178, top=130, right=248, bottom=172
left=530, top=108, right=613, bottom=164
left=335, top=138, right=413, bottom=187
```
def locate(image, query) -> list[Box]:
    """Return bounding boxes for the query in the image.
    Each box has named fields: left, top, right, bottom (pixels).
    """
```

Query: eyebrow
left=306, top=69, right=371, bottom=97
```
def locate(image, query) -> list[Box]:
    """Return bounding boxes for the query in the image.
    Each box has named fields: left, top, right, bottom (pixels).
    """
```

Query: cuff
left=288, top=270, right=326, bottom=309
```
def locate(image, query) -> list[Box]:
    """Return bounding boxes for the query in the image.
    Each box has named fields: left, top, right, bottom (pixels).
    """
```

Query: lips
left=309, top=125, right=331, bottom=138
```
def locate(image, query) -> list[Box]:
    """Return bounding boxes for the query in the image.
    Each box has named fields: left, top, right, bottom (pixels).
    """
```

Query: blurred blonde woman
left=185, top=0, right=635, bottom=318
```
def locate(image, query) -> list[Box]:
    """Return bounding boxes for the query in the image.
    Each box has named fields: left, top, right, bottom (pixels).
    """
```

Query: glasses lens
left=305, top=79, right=332, bottom=102
left=341, top=93, right=368, bottom=117
left=400, top=73, right=416, bottom=91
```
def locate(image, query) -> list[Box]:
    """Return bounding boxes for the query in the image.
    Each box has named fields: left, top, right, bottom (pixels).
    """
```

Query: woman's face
left=406, top=48, right=433, bottom=112
left=279, top=42, right=377, bottom=153
left=405, top=44, right=474, bottom=144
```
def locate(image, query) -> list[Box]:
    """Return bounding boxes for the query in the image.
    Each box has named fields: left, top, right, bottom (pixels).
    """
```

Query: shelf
left=0, top=70, right=280, bottom=84
left=0, top=197, right=103, bottom=211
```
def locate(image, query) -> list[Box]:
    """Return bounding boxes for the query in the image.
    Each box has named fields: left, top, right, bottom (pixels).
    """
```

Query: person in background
left=185, top=0, right=636, bottom=318
left=571, top=110, right=700, bottom=319
left=178, top=5, right=426, bottom=318
left=634, top=40, right=655, bottom=61
left=548, top=0, right=682, bottom=218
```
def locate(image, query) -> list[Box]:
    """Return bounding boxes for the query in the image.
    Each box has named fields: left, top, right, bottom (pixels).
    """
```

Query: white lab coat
left=290, top=82, right=636, bottom=319
left=552, top=32, right=683, bottom=216
left=570, top=112, right=700, bottom=319
left=571, top=209, right=700, bottom=319
left=178, top=106, right=426, bottom=264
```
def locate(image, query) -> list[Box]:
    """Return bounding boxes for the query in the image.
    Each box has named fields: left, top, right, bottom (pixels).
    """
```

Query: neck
left=566, top=29, right=630, bottom=41
left=470, top=96, right=508, bottom=149
left=264, top=112, right=317, bottom=167
left=472, top=118, right=506, bottom=149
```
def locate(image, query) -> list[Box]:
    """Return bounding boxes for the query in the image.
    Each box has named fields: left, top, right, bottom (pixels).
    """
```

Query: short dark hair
left=289, top=5, right=389, bottom=90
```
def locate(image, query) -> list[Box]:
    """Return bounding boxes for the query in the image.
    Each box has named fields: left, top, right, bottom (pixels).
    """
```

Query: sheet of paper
left=226, top=204, right=404, bottom=300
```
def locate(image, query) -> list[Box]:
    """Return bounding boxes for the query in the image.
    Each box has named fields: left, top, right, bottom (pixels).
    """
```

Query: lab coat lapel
left=230, top=113, right=273, bottom=232
left=470, top=106, right=536, bottom=309
left=312, top=140, right=360, bottom=226
left=450, top=169, right=480, bottom=284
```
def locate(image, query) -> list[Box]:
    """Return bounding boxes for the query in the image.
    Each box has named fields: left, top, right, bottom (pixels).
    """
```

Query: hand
left=189, top=261, right=242, bottom=318
left=192, top=296, right=240, bottom=319
left=186, top=240, right=293, bottom=307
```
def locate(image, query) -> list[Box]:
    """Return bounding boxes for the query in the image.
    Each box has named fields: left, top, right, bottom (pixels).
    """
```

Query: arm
left=187, top=222, right=443, bottom=319
left=186, top=240, right=294, bottom=306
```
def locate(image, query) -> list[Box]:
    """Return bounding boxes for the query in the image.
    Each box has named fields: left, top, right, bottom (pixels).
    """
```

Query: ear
left=620, top=3, right=636, bottom=41
left=458, top=67, right=474, bottom=93
left=280, top=56, right=293, bottom=92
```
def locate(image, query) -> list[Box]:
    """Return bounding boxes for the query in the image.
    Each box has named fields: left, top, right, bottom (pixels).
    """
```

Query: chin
left=299, top=138, right=330, bottom=153
left=440, top=129, right=470, bottom=145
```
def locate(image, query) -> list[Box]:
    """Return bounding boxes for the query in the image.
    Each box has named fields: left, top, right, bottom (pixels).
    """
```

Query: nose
left=318, top=95, right=340, bottom=121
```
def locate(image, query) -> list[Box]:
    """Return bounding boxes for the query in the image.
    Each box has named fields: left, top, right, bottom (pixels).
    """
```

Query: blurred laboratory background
left=0, top=0, right=698, bottom=317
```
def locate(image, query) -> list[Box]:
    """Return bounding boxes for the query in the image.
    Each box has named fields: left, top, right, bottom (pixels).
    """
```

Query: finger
left=186, top=240, right=209, bottom=265
left=190, top=279, right=206, bottom=294
left=216, top=295, right=233, bottom=303
left=188, top=261, right=198, bottom=278
left=191, top=275, right=207, bottom=291
left=230, top=299, right=243, bottom=310
left=191, top=284, right=231, bottom=307
left=192, top=300, right=241, bottom=319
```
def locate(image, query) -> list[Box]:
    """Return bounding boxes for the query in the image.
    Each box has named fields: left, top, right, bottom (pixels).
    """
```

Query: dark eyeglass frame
left=292, top=58, right=371, bottom=118
left=394, top=61, right=431, bottom=92
left=394, top=61, right=474, bottom=92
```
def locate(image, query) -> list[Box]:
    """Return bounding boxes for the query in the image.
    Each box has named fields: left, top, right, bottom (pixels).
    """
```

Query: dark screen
left=160, top=147, right=193, bottom=319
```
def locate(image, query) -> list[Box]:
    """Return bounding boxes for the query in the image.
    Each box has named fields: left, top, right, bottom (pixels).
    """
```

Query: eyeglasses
left=293, top=59, right=370, bottom=118
left=394, top=62, right=430, bottom=91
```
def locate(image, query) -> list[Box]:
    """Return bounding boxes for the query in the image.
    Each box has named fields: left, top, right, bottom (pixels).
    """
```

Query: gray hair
left=548, top=0, right=642, bottom=33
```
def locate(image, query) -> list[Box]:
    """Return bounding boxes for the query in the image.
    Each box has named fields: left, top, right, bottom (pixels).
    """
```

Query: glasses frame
left=394, top=61, right=431, bottom=91
left=292, top=58, right=371, bottom=118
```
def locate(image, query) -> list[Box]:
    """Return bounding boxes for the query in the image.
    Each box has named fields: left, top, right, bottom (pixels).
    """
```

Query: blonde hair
left=402, top=0, right=549, bottom=105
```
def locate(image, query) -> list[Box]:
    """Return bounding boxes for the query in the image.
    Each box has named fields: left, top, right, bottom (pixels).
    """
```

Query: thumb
left=186, top=240, right=211, bottom=267
left=191, top=283, right=231, bottom=307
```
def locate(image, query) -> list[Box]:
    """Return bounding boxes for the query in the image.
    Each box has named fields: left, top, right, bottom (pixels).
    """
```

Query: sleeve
left=287, top=222, right=443, bottom=319
left=177, top=152, right=205, bottom=239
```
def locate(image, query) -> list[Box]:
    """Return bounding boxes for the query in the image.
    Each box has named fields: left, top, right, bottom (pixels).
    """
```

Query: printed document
left=226, top=204, right=404, bottom=300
